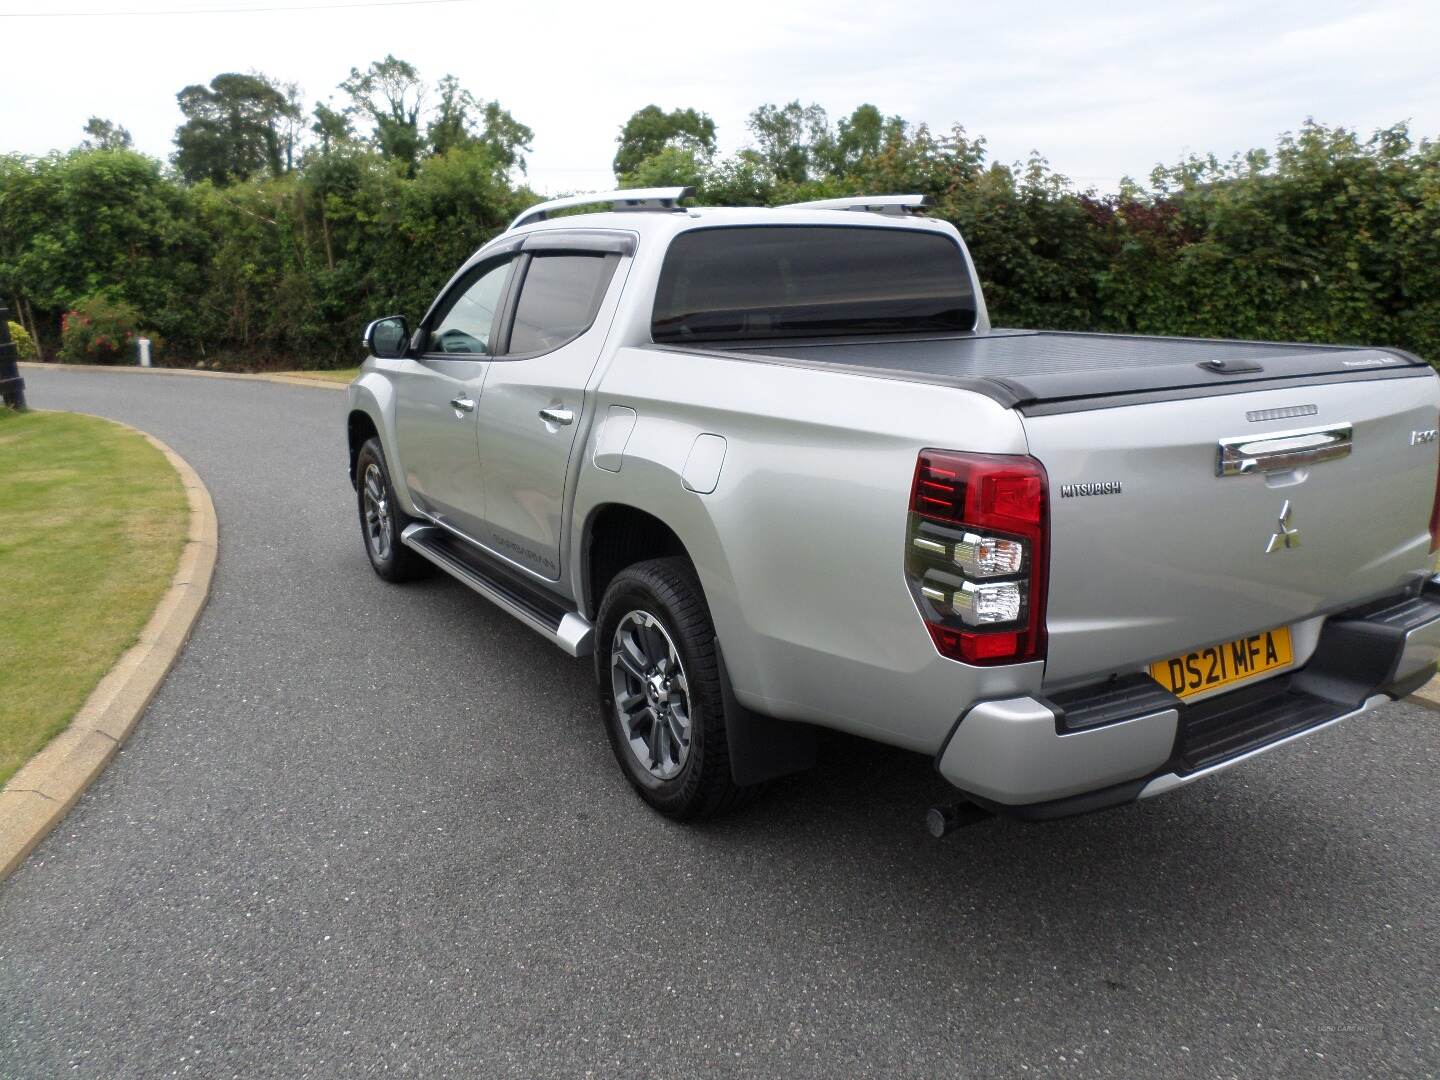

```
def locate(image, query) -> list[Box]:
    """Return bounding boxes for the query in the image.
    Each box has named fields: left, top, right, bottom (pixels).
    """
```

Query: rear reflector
left=906, top=451, right=1048, bottom=665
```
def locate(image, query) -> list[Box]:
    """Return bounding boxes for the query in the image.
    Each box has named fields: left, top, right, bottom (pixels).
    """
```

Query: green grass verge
left=275, top=368, right=359, bottom=383
left=0, top=410, right=187, bottom=787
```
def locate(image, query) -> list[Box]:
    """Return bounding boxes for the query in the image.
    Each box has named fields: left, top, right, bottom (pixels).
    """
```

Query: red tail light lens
left=1430, top=412, right=1440, bottom=554
left=906, top=450, right=1048, bottom=665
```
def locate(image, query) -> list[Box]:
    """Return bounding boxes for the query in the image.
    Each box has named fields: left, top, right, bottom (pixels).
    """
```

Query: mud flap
left=716, top=643, right=817, bottom=786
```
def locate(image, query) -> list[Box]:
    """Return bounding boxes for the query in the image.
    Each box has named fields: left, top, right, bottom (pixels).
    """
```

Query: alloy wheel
left=362, top=463, right=392, bottom=561
left=610, top=610, right=693, bottom=780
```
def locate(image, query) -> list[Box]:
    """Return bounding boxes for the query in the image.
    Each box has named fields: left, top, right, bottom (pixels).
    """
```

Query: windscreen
left=651, top=225, right=976, bottom=343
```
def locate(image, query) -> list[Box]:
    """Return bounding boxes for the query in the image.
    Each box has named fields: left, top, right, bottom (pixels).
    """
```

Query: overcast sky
left=1, top=0, right=1436, bottom=195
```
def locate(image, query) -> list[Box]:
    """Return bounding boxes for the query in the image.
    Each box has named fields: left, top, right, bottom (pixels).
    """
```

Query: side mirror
left=363, top=315, right=409, bottom=359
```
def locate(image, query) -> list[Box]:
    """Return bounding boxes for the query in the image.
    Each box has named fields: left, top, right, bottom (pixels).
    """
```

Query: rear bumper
left=936, top=585, right=1440, bottom=819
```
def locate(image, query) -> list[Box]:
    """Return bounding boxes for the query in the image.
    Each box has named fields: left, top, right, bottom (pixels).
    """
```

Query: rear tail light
left=906, top=450, right=1048, bottom=665
left=1430, top=410, right=1440, bottom=555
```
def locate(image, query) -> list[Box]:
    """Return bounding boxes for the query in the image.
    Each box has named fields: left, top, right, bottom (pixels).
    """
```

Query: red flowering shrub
left=58, top=296, right=154, bottom=365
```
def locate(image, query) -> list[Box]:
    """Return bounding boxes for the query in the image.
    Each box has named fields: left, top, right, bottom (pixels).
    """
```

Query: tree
left=81, top=117, right=132, bottom=151
left=475, top=101, right=532, bottom=175
left=817, top=104, right=908, bottom=177
left=619, top=146, right=707, bottom=192
left=340, top=55, right=425, bottom=170
left=747, top=101, right=829, bottom=184
left=172, top=72, right=301, bottom=185
left=427, top=74, right=477, bottom=157
left=277, top=80, right=306, bottom=173
left=340, top=62, right=530, bottom=175
left=613, top=105, right=716, bottom=179
left=410, top=72, right=532, bottom=174
left=310, top=101, right=353, bottom=155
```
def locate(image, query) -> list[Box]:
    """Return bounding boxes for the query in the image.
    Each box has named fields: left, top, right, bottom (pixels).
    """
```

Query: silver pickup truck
left=346, top=187, right=1440, bottom=831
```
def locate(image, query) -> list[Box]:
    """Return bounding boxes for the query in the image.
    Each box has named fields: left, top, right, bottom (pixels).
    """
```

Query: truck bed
left=653, top=330, right=1433, bottom=414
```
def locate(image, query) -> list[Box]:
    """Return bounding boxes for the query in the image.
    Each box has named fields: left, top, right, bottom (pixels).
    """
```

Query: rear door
left=474, top=235, right=629, bottom=579
left=1023, top=373, right=1440, bottom=687
left=392, top=252, right=517, bottom=541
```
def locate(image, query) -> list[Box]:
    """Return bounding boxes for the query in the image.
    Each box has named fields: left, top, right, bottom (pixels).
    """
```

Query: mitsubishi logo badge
left=1266, top=500, right=1301, bottom=554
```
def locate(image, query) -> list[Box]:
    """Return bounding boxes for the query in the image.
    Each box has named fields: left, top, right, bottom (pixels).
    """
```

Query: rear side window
left=652, top=225, right=976, bottom=343
left=507, top=253, right=617, bottom=355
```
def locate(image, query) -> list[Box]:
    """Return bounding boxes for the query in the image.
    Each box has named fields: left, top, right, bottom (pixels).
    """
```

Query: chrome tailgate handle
left=1216, top=423, right=1352, bottom=476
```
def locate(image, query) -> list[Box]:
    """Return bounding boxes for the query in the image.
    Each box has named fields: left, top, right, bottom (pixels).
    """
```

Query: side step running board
left=400, top=524, right=594, bottom=657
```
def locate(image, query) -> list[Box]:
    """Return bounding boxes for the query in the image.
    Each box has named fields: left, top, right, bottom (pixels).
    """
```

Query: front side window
left=507, top=253, right=617, bottom=355
left=652, top=225, right=976, bottom=343
left=429, top=257, right=514, bottom=355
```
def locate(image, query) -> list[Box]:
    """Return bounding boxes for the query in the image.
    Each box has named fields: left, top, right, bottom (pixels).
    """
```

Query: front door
left=392, top=254, right=517, bottom=541
left=475, top=248, right=626, bottom=579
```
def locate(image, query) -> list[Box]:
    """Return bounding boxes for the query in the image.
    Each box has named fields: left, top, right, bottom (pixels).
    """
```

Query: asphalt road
left=3, top=367, right=1438, bottom=1079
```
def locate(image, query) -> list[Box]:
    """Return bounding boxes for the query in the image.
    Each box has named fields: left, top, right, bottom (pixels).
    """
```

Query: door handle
left=449, top=396, right=476, bottom=413
left=538, top=406, right=574, bottom=426
left=1216, top=423, right=1352, bottom=476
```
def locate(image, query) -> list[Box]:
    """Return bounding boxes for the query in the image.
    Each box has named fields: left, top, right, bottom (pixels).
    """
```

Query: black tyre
left=595, top=557, right=752, bottom=819
left=355, top=437, right=431, bottom=583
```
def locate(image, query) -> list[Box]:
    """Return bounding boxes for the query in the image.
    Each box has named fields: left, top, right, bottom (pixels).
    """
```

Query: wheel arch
left=582, top=503, right=690, bottom=618
left=346, top=372, right=423, bottom=517
left=568, top=439, right=753, bottom=702
left=582, top=500, right=817, bottom=788
left=347, top=408, right=379, bottom=488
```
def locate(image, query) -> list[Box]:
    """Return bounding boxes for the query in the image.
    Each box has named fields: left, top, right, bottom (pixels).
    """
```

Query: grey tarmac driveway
left=2, top=365, right=1438, bottom=1079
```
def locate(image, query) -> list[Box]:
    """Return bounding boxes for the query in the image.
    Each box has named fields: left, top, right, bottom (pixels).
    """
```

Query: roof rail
left=508, top=186, right=694, bottom=232
left=779, top=193, right=933, bottom=216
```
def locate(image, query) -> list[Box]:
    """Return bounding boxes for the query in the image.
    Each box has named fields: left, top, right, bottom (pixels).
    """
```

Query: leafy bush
left=1, top=118, right=1437, bottom=370
left=59, top=296, right=141, bottom=364
left=6, top=320, right=36, bottom=360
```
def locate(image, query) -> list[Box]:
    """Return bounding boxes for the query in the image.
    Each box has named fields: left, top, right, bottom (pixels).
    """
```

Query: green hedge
left=0, top=144, right=528, bottom=368
left=1, top=120, right=1435, bottom=369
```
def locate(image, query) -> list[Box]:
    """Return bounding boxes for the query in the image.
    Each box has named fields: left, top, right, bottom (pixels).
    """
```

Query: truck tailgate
left=1023, top=373, right=1440, bottom=686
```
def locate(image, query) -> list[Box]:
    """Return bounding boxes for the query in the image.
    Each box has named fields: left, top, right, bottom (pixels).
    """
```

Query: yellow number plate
left=1149, top=627, right=1294, bottom=699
